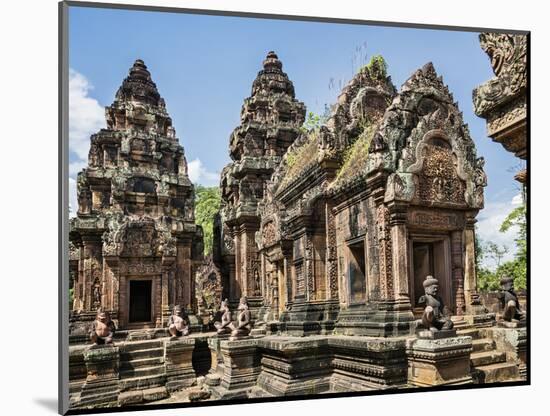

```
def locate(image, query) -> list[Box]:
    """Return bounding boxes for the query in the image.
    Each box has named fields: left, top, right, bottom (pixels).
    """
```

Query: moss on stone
left=280, top=132, right=320, bottom=187
left=360, top=55, right=388, bottom=80
left=335, top=124, right=376, bottom=182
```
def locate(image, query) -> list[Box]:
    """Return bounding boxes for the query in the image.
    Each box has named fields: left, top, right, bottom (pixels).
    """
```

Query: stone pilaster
left=164, top=338, right=197, bottom=392
left=79, top=346, right=120, bottom=408
left=406, top=336, right=473, bottom=386
left=463, top=217, right=477, bottom=308
left=490, top=327, right=527, bottom=380
left=209, top=338, right=261, bottom=400
left=451, top=230, right=466, bottom=315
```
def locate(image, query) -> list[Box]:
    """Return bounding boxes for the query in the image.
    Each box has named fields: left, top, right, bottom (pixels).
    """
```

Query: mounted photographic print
left=59, top=1, right=529, bottom=414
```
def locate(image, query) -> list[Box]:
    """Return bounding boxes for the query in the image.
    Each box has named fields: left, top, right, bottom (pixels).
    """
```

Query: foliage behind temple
left=195, top=185, right=221, bottom=255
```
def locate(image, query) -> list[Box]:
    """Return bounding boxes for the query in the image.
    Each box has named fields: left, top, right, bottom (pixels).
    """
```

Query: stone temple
left=69, top=59, right=204, bottom=333
left=68, top=47, right=527, bottom=410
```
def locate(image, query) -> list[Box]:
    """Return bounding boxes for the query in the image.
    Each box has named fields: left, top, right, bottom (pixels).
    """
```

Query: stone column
left=209, top=338, right=261, bottom=400
left=304, top=233, right=314, bottom=301
left=451, top=230, right=466, bottom=315
left=234, top=231, right=243, bottom=299
left=240, top=224, right=260, bottom=297
left=390, top=219, right=409, bottom=302
left=176, top=238, right=193, bottom=311
left=82, top=238, right=102, bottom=311
left=227, top=256, right=238, bottom=301
left=165, top=338, right=197, bottom=392
left=463, top=216, right=477, bottom=308
left=283, top=253, right=293, bottom=304
left=406, top=335, right=473, bottom=386
left=79, top=346, right=120, bottom=408
left=103, top=257, right=119, bottom=313
left=161, top=259, right=174, bottom=326
left=325, top=202, right=339, bottom=300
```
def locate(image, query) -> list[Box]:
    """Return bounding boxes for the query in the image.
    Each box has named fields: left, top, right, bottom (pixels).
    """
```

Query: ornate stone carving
left=416, top=140, right=465, bottom=205
left=261, top=221, right=277, bottom=248
left=70, top=58, right=202, bottom=329
left=473, top=33, right=527, bottom=117
left=377, top=204, right=393, bottom=299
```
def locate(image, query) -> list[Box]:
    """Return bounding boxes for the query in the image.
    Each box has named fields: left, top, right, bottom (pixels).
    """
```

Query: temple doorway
left=129, top=280, right=152, bottom=323
left=409, top=238, right=451, bottom=311
left=348, top=240, right=366, bottom=304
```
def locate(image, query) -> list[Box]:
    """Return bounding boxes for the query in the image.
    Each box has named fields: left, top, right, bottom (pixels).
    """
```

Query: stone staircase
left=118, top=339, right=169, bottom=405
left=453, top=318, right=521, bottom=384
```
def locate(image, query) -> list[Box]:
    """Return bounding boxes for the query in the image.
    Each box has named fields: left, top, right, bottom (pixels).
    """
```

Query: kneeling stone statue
left=229, top=296, right=251, bottom=339
left=419, top=275, right=454, bottom=332
left=214, top=299, right=232, bottom=335
left=90, top=308, right=116, bottom=345
left=498, top=276, right=525, bottom=324
left=168, top=305, right=190, bottom=338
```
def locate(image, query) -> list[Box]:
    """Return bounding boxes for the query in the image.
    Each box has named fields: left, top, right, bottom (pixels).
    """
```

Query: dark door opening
left=412, top=243, right=434, bottom=307
left=411, top=239, right=451, bottom=311
left=348, top=241, right=366, bottom=304
left=129, top=280, right=152, bottom=322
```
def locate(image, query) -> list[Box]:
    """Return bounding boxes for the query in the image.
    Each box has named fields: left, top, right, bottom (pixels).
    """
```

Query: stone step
left=120, top=364, right=165, bottom=379
left=472, top=338, right=496, bottom=353
left=120, top=340, right=164, bottom=352
left=456, top=328, right=482, bottom=340
left=473, top=362, right=520, bottom=384
left=471, top=350, right=507, bottom=367
left=119, top=374, right=167, bottom=392
left=120, top=356, right=165, bottom=370
left=118, top=386, right=169, bottom=405
left=120, top=347, right=164, bottom=361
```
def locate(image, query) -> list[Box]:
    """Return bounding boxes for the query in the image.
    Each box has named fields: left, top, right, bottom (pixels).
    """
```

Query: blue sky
left=67, top=5, right=524, bottom=266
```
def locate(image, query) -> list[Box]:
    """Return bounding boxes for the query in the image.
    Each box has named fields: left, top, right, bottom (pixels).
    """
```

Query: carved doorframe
left=407, top=232, right=453, bottom=315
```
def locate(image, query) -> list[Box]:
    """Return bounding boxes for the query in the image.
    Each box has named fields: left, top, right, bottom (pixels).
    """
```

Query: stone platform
left=68, top=332, right=215, bottom=410
left=69, top=324, right=527, bottom=409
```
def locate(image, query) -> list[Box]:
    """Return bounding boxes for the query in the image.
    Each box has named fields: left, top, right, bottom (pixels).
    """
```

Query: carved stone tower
left=215, top=51, right=306, bottom=304
left=70, top=59, right=203, bottom=330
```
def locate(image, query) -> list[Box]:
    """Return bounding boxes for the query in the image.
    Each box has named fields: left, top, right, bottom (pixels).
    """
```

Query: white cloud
left=476, top=193, right=523, bottom=269
left=187, top=158, right=219, bottom=187
left=68, top=69, right=104, bottom=216
left=68, top=177, right=77, bottom=218
left=69, top=160, right=87, bottom=177
left=69, top=68, right=105, bottom=161
left=511, top=193, right=523, bottom=206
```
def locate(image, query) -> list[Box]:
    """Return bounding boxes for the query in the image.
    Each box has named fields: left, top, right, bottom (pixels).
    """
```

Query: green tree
left=475, top=203, right=527, bottom=292
left=498, top=204, right=527, bottom=289
left=300, top=105, right=331, bottom=134
left=194, top=185, right=221, bottom=255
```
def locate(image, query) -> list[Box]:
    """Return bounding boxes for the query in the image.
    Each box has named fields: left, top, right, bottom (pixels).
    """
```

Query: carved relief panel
left=416, top=138, right=465, bottom=205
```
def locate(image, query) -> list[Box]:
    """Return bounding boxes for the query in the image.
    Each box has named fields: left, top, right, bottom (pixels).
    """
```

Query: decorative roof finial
left=263, top=51, right=283, bottom=71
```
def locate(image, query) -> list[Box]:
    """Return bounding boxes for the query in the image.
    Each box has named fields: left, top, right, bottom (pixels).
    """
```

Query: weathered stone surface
left=142, top=386, right=169, bottom=401
left=78, top=346, right=120, bottom=408
left=118, top=390, right=143, bottom=406
left=209, top=338, right=262, bottom=399
left=473, top=33, right=527, bottom=181
left=490, top=327, right=527, bottom=379
left=406, top=335, right=473, bottom=386
left=188, top=388, right=211, bottom=402
left=164, top=337, right=196, bottom=392
left=254, top=335, right=408, bottom=395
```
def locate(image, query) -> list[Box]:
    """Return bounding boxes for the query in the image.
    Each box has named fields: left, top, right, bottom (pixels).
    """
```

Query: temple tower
left=215, top=51, right=306, bottom=306
left=70, top=59, right=203, bottom=330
